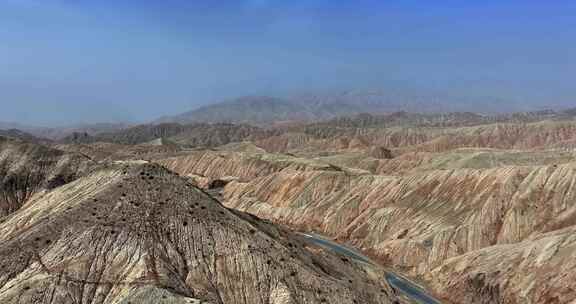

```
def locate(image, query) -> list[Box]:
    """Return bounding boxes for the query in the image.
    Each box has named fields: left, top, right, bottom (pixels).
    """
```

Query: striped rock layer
left=220, top=163, right=576, bottom=303
left=156, top=148, right=576, bottom=303
left=0, top=162, right=401, bottom=304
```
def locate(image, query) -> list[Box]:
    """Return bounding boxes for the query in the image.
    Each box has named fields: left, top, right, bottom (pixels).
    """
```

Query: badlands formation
left=155, top=114, right=576, bottom=303
left=2, top=110, right=576, bottom=303
left=0, top=141, right=403, bottom=304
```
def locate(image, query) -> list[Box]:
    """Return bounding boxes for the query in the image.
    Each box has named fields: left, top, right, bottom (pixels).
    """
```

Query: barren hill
left=72, top=122, right=276, bottom=148
left=218, top=163, right=576, bottom=303
left=0, top=129, right=50, bottom=143
left=0, top=162, right=401, bottom=304
left=6, top=108, right=576, bottom=304
left=0, top=136, right=94, bottom=216
left=156, top=91, right=537, bottom=126
left=152, top=144, right=576, bottom=303
left=157, top=96, right=316, bottom=125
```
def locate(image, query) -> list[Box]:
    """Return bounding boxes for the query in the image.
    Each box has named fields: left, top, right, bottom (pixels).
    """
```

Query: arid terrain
left=4, top=0, right=575, bottom=302
left=2, top=107, right=576, bottom=303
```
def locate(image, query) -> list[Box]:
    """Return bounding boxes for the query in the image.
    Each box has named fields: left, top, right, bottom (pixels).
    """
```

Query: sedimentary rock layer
left=156, top=151, right=340, bottom=182
left=222, top=162, right=576, bottom=303
left=54, top=142, right=181, bottom=162
left=263, top=121, right=576, bottom=155
left=0, top=162, right=401, bottom=304
left=0, top=136, right=93, bottom=216
left=427, top=226, right=576, bottom=304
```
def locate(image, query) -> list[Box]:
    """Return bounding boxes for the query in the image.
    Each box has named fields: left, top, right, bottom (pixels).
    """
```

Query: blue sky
left=0, top=0, right=575, bottom=125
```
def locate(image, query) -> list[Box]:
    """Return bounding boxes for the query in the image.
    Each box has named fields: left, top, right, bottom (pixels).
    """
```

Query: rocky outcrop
left=367, top=146, right=393, bottom=159
left=0, top=136, right=94, bottom=216
left=428, top=226, right=576, bottom=303
left=0, top=162, right=402, bottom=304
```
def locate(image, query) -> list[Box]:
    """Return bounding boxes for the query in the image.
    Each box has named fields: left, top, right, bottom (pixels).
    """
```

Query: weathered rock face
left=299, top=110, right=570, bottom=131
left=254, top=133, right=325, bottom=153
left=0, top=136, right=94, bottom=216
left=261, top=121, right=576, bottom=157
left=341, top=121, right=576, bottom=153
left=367, top=146, right=393, bottom=159
left=54, top=142, right=181, bottom=162
left=76, top=122, right=276, bottom=148
left=0, top=162, right=402, bottom=304
left=364, top=149, right=575, bottom=175
left=156, top=151, right=340, bottom=183
left=395, top=122, right=576, bottom=153
left=222, top=162, right=576, bottom=303
left=62, top=124, right=165, bottom=145
left=427, top=226, right=576, bottom=304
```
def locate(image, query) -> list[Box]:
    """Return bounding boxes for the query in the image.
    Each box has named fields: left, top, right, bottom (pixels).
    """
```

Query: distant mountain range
left=156, top=91, right=532, bottom=125
left=0, top=122, right=130, bottom=140
left=155, top=96, right=316, bottom=125
left=3, top=107, right=575, bottom=149
left=0, top=128, right=49, bottom=143
left=2, top=91, right=572, bottom=143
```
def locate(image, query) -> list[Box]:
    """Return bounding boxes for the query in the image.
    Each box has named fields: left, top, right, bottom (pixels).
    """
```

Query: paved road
left=301, top=233, right=441, bottom=304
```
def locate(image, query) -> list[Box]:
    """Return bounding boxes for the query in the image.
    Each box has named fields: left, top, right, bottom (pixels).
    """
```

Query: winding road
left=207, top=187, right=442, bottom=303
left=300, top=233, right=442, bottom=304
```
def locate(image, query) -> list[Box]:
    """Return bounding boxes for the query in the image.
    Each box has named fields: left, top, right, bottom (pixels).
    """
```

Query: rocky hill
left=0, top=161, right=402, bottom=304
left=427, top=225, right=576, bottom=303
left=0, top=136, right=94, bottom=216
left=151, top=144, right=576, bottom=303
left=0, top=128, right=50, bottom=143
left=67, top=122, right=276, bottom=148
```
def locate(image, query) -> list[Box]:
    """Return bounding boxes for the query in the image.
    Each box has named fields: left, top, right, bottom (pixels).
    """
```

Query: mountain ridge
left=156, top=91, right=552, bottom=125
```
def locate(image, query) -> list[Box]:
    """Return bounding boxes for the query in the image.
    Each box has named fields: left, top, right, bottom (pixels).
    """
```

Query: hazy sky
left=0, top=0, right=575, bottom=126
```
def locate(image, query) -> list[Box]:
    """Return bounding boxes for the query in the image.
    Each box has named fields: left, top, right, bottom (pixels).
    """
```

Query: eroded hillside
left=151, top=143, right=576, bottom=303
left=5, top=109, right=576, bottom=304
left=0, top=136, right=94, bottom=216
left=219, top=162, right=576, bottom=303
left=0, top=162, right=403, bottom=304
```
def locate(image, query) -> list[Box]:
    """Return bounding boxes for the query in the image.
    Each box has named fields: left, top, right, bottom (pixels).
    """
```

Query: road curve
left=300, top=233, right=442, bottom=304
